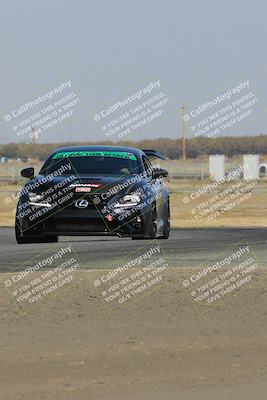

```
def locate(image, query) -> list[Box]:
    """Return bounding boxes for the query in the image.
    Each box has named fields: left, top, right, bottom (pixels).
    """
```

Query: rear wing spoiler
left=142, top=149, right=167, bottom=160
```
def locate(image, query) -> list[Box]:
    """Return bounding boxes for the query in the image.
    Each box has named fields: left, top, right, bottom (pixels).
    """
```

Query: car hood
left=24, top=174, right=146, bottom=200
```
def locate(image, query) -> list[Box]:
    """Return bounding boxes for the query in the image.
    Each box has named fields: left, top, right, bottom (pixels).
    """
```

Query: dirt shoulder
left=0, top=269, right=266, bottom=400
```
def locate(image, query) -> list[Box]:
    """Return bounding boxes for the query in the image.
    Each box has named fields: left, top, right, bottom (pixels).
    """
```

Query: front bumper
left=20, top=204, right=145, bottom=237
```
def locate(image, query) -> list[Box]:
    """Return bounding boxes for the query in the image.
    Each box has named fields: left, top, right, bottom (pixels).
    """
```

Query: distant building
left=243, top=155, right=259, bottom=179
left=0, top=156, right=9, bottom=163
left=209, top=155, right=225, bottom=180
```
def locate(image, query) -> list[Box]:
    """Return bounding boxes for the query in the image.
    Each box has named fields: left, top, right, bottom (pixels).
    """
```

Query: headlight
left=28, top=191, right=44, bottom=202
left=113, top=194, right=141, bottom=208
left=28, top=191, right=52, bottom=208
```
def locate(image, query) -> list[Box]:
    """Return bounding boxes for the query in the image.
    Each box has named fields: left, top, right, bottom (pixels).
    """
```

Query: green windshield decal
left=52, top=151, right=137, bottom=160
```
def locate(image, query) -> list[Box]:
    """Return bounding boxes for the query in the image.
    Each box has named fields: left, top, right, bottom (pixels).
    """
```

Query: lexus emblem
left=75, top=199, right=89, bottom=209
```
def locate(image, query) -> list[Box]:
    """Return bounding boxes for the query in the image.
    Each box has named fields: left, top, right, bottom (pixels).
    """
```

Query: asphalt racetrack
left=1, top=226, right=266, bottom=271
left=1, top=226, right=267, bottom=400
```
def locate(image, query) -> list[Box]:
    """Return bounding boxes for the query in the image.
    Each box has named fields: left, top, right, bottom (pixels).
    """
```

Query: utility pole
left=181, top=105, right=187, bottom=160
left=31, top=126, right=38, bottom=144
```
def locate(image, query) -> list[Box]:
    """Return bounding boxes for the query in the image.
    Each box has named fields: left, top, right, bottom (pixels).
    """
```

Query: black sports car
left=15, top=146, right=170, bottom=243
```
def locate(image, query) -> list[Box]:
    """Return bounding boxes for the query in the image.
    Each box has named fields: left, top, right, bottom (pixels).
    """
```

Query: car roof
left=50, top=145, right=144, bottom=158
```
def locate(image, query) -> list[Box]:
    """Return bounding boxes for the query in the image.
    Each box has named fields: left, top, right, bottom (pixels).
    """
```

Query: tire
left=159, top=200, right=170, bottom=239
left=147, top=203, right=158, bottom=239
left=131, top=204, right=158, bottom=240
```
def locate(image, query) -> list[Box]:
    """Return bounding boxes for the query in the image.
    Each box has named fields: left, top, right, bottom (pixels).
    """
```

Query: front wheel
left=159, top=201, right=170, bottom=239
left=147, top=203, right=158, bottom=239
left=131, top=204, right=158, bottom=240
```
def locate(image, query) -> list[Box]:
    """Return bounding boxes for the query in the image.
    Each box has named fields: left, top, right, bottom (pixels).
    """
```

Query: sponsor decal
left=75, top=187, right=92, bottom=193
left=52, top=151, right=137, bottom=160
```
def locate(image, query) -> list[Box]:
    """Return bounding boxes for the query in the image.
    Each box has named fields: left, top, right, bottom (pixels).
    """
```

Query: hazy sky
left=0, top=0, right=266, bottom=144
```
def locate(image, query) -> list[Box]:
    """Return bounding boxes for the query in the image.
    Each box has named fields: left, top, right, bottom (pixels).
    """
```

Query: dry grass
left=0, top=160, right=42, bottom=178
left=170, top=190, right=267, bottom=227
left=0, top=185, right=19, bottom=225
left=1, top=159, right=266, bottom=228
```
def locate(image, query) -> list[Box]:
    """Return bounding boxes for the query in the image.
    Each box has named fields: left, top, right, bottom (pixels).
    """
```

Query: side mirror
left=152, top=168, right=168, bottom=179
left=21, top=167, right=34, bottom=179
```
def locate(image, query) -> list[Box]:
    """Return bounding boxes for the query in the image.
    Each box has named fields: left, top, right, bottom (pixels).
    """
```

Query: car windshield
left=40, top=150, right=141, bottom=176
